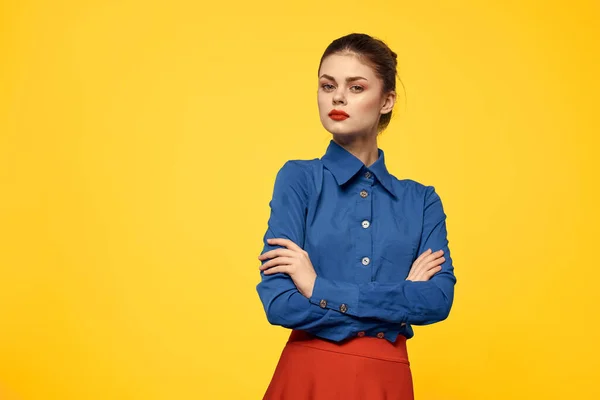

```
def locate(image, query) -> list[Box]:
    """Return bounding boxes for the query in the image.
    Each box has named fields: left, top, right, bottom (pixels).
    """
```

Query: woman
left=256, top=33, right=456, bottom=399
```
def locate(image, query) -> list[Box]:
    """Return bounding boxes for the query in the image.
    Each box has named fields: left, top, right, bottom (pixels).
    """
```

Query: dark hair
left=318, top=33, right=404, bottom=133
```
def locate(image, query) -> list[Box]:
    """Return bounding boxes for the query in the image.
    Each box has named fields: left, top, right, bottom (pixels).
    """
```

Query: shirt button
left=377, top=332, right=385, bottom=339
left=339, top=304, right=348, bottom=313
left=364, top=172, right=372, bottom=179
left=319, top=299, right=327, bottom=308
left=361, top=257, right=370, bottom=266
left=360, top=190, right=368, bottom=198
left=357, top=331, right=365, bottom=337
left=361, top=220, right=370, bottom=229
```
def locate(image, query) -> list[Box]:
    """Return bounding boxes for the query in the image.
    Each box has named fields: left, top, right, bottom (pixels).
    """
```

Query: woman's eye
left=320, top=84, right=363, bottom=92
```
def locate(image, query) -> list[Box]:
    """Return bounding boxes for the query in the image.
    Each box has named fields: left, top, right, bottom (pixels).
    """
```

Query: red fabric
left=263, top=330, right=414, bottom=400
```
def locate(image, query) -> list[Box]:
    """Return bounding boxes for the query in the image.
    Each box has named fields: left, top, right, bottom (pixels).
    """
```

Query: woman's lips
left=329, top=114, right=349, bottom=121
left=328, top=110, right=349, bottom=121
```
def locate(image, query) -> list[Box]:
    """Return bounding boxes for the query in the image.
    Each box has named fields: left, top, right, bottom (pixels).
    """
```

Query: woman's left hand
left=258, top=238, right=317, bottom=298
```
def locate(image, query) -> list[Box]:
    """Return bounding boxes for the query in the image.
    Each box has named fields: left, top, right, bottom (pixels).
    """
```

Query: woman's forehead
left=319, top=53, right=377, bottom=78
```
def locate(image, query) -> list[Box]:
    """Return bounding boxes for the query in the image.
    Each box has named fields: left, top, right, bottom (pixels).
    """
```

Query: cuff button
left=376, top=332, right=385, bottom=339
left=319, top=299, right=327, bottom=308
left=339, top=304, right=348, bottom=313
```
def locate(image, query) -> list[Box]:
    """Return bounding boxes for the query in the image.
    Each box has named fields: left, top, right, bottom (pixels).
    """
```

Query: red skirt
left=263, top=330, right=414, bottom=400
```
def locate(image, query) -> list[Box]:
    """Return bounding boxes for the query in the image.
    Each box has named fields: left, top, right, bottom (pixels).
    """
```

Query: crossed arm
left=255, top=161, right=456, bottom=342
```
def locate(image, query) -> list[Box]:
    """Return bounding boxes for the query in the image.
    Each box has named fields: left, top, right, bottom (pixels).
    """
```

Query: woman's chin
left=323, top=123, right=354, bottom=135
left=325, top=127, right=367, bottom=140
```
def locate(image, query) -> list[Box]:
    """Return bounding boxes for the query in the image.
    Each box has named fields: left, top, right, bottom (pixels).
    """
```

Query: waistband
left=286, top=330, right=410, bottom=364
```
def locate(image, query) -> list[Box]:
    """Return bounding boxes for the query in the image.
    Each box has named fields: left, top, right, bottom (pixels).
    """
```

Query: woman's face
left=317, top=52, right=394, bottom=138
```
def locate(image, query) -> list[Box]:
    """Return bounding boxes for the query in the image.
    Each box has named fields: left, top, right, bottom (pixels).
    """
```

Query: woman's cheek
left=317, top=95, right=331, bottom=111
left=355, top=94, right=382, bottom=115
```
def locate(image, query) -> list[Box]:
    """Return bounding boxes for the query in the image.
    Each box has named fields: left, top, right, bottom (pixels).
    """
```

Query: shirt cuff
left=309, top=276, right=360, bottom=316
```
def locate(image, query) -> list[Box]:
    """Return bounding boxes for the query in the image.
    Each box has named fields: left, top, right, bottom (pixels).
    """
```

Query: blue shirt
left=256, top=140, right=456, bottom=343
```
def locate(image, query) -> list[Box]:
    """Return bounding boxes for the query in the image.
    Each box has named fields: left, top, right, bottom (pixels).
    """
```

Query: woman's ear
left=380, top=91, right=396, bottom=115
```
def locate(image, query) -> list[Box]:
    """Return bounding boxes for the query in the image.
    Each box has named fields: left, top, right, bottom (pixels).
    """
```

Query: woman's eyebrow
left=319, top=74, right=368, bottom=82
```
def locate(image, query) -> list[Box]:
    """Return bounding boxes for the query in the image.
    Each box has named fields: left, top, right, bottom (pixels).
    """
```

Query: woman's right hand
left=406, top=249, right=445, bottom=282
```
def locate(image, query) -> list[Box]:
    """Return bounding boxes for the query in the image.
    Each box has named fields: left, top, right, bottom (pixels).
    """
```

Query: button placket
left=354, top=181, right=373, bottom=283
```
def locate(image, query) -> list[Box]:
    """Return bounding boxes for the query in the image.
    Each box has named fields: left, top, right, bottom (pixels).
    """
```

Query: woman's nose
left=332, top=90, right=346, bottom=105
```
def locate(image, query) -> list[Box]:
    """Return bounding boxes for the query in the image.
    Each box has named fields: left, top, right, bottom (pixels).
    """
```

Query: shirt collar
left=321, top=140, right=397, bottom=198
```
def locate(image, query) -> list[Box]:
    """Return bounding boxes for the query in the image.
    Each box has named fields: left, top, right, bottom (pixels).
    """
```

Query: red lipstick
left=328, top=109, right=349, bottom=121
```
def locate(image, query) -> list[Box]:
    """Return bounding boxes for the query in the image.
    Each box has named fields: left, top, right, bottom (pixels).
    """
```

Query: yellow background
left=1, top=0, right=599, bottom=399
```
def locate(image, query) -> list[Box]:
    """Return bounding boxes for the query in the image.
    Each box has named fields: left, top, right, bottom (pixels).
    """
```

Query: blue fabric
left=256, top=140, right=456, bottom=343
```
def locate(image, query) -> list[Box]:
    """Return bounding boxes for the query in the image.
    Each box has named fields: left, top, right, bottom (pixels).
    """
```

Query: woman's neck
left=332, top=134, right=379, bottom=167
